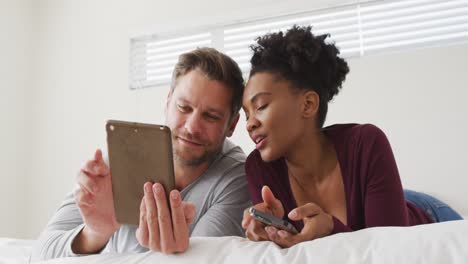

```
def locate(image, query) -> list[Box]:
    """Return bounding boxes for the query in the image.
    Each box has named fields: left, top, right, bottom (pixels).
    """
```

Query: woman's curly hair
left=249, top=25, right=349, bottom=127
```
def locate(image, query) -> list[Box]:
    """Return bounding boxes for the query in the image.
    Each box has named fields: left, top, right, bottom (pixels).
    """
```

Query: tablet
left=106, top=120, right=175, bottom=225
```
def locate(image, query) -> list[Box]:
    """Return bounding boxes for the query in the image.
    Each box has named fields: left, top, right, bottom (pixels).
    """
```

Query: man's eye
left=206, top=114, right=220, bottom=121
left=177, top=104, right=190, bottom=112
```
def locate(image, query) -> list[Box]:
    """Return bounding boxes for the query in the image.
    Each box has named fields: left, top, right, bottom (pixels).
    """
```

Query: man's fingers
left=182, top=202, right=196, bottom=225
left=94, top=149, right=103, bottom=162
left=154, top=183, right=175, bottom=253
left=89, top=160, right=109, bottom=176
left=74, top=185, right=94, bottom=209
left=81, top=160, right=96, bottom=175
left=82, top=155, right=109, bottom=177
left=261, top=186, right=283, bottom=217
left=170, top=190, right=189, bottom=252
left=136, top=197, right=149, bottom=248
left=93, top=149, right=110, bottom=175
left=77, top=170, right=99, bottom=194
left=144, top=182, right=161, bottom=251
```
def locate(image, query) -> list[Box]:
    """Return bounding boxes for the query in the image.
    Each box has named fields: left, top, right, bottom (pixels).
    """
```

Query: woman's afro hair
left=249, top=25, right=350, bottom=127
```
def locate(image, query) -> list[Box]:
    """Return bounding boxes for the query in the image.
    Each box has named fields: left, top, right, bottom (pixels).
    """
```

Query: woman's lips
left=255, top=137, right=267, bottom=150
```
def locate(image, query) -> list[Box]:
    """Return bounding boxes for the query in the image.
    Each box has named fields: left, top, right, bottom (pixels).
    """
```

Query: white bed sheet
left=2, top=220, right=468, bottom=264
left=0, top=237, right=33, bottom=264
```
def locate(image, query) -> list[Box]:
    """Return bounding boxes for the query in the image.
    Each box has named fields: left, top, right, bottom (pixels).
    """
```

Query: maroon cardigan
left=245, top=123, right=433, bottom=234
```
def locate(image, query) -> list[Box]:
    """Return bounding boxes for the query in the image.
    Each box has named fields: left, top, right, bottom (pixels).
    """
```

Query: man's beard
left=172, top=131, right=224, bottom=167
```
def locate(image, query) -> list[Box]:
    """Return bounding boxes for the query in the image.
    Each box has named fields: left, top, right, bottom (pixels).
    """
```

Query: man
left=31, top=48, right=251, bottom=260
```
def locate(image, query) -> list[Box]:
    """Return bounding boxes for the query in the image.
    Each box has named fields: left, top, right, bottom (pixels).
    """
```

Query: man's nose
left=184, top=112, right=203, bottom=136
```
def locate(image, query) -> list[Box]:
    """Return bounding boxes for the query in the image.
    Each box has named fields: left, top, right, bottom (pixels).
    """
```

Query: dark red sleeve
left=360, top=124, right=409, bottom=227
left=245, top=151, right=264, bottom=205
left=331, top=216, right=352, bottom=234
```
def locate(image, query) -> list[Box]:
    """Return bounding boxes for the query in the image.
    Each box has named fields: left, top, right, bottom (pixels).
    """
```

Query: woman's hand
left=242, top=186, right=284, bottom=241
left=264, top=203, right=334, bottom=248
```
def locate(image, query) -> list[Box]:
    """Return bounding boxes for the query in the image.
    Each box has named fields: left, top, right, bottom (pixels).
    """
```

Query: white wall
left=24, top=0, right=356, bottom=239
left=2, top=0, right=465, bottom=239
left=328, top=44, right=468, bottom=215
left=0, top=0, right=31, bottom=238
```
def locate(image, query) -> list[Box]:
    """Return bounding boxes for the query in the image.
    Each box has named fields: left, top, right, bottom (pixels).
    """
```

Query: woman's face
left=242, top=72, right=305, bottom=162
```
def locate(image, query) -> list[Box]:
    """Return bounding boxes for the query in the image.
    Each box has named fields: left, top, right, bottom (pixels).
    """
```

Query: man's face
left=165, top=70, right=238, bottom=167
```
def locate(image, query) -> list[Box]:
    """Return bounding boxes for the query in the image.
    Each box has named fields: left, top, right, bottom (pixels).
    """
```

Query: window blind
left=223, top=5, right=361, bottom=75
left=359, top=0, right=468, bottom=54
left=129, top=0, right=468, bottom=89
left=130, top=32, right=212, bottom=89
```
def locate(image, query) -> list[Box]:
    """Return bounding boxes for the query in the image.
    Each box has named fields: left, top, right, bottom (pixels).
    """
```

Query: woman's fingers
left=261, top=186, right=284, bottom=217
left=259, top=203, right=332, bottom=248
left=245, top=212, right=269, bottom=241
left=288, top=203, right=322, bottom=221
left=265, top=226, right=308, bottom=248
left=242, top=208, right=252, bottom=228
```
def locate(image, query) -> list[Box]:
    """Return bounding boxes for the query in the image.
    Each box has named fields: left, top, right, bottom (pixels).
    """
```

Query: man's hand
left=242, top=185, right=284, bottom=241
left=72, top=149, right=120, bottom=254
left=136, top=182, right=196, bottom=254
left=263, top=202, right=334, bottom=248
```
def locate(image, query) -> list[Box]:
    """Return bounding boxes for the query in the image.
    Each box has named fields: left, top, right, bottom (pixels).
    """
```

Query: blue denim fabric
left=404, top=189, right=463, bottom=222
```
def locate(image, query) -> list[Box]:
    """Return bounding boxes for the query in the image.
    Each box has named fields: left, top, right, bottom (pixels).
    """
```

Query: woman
left=241, top=25, right=462, bottom=248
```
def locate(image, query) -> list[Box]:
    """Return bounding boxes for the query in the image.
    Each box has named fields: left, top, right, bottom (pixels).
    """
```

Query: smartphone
left=106, top=120, right=175, bottom=226
left=249, top=207, right=298, bottom=234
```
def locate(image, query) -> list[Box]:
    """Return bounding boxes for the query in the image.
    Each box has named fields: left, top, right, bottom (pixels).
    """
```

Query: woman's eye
left=257, top=104, right=268, bottom=111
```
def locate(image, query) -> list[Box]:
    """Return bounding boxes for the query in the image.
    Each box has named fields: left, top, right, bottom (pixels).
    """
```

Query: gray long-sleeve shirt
left=31, top=139, right=251, bottom=261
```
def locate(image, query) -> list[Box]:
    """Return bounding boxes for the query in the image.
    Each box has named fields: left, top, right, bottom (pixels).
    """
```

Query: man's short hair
left=170, top=47, right=245, bottom=117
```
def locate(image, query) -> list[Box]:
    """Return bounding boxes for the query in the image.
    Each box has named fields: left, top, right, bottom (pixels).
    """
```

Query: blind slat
left=130, top=0, right=468, bottom=89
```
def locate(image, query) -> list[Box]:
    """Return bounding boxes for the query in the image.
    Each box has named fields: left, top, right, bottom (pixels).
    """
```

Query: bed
left=2, top=220, right=468, bottom=264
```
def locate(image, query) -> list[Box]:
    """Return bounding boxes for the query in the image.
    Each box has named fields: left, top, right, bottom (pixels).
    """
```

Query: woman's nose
left=246, top=116, right=259, bottom=132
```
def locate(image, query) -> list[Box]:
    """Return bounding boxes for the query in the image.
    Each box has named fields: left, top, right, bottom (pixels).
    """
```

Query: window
left=130, top=32, right=213, bottom=89
left=130, top=0, right=468, bottom=89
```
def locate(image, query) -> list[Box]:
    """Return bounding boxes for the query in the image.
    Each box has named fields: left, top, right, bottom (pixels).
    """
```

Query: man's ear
left=226, top=113, right=240, bottom=137
left=302, top=91, right=319, bottom=118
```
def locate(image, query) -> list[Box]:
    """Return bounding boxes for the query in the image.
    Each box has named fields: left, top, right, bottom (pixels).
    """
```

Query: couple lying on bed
left=31, top=25, right=462, bottom=261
